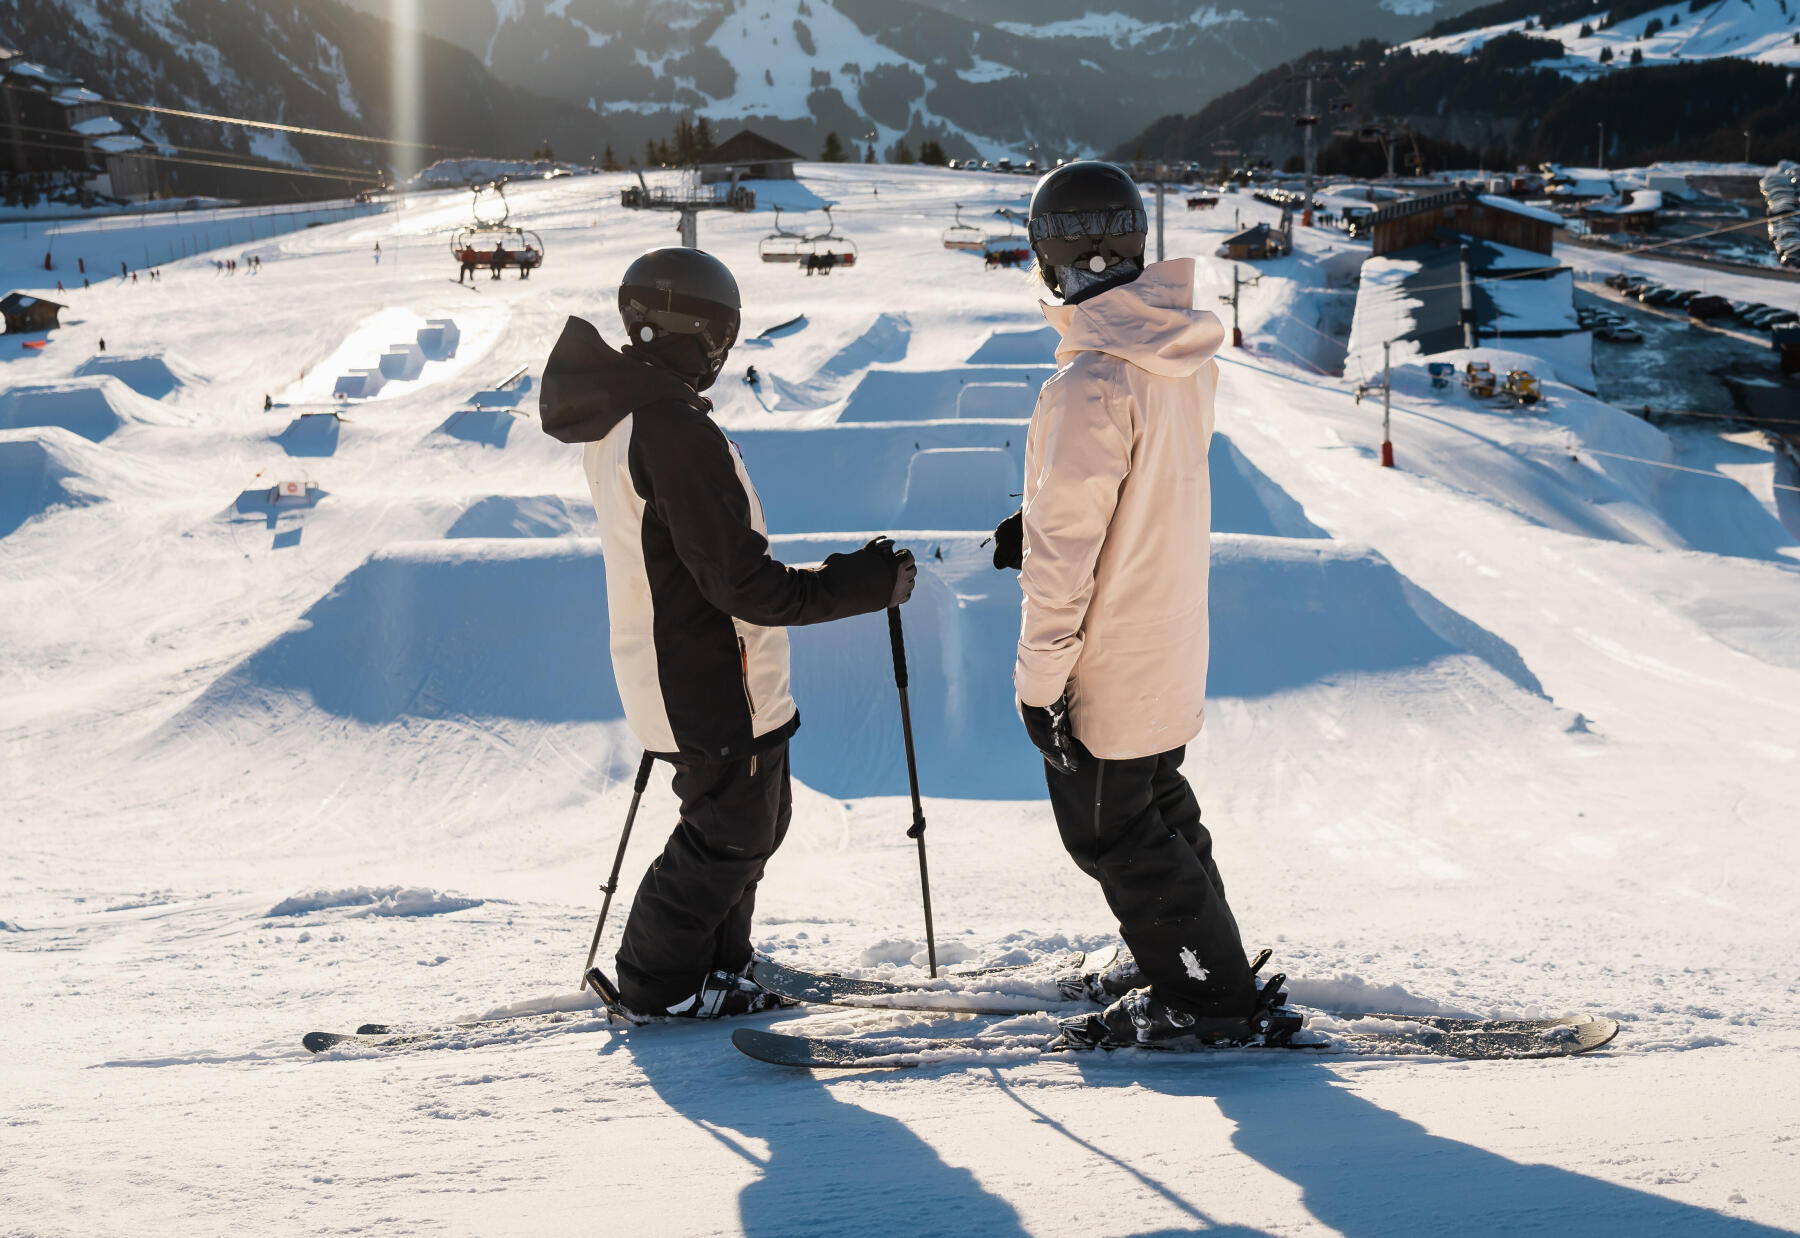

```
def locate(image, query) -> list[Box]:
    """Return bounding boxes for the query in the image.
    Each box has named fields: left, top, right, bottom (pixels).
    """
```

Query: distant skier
left=457, top=247, right=478, bottom=284
left=993, top=161, right=1279, bottom=1049
left=539, top=247, right=917, bottom=1020
left=373, top=240, right=381, bottom=265
left=489, top=242, right=506, bottom=279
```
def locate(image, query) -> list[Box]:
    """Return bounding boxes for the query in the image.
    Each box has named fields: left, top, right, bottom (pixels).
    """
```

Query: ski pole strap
left=887, top=607, right=909, bottom=690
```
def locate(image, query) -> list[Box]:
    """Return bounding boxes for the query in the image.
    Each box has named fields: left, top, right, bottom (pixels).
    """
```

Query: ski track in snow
left=3, top=165, right=1800, bottom=1235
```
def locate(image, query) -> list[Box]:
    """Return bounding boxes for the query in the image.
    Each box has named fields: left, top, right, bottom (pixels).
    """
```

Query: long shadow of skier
left=1051, top=1055, right=1799, bottom=1237
left=617, top=1027, right=1028, bottom=1238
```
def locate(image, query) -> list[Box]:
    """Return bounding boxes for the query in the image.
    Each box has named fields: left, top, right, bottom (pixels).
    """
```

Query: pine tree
left=602, top=144, right=619, bottom=171
left=1598, top=46, right=1614, bottom=63
left=919, top=139, right=947, bottom=165
left=1628, top=46, right=1643, bottom=64
left=645, top=138, right=657, bottom=166
left=821, top=131, right=847, bottom=161
left=895, top=140, right=915, bottom=164
left=864, top=144, right=876, bottom=163
left=695, top=116, right=714, bottom=157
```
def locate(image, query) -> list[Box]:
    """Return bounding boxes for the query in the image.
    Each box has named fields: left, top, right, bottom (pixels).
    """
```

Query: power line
left=0, top=118, right=382, bottom=180
left=100, top=97, right=473, bottom=155
left=0, top=133, right=385, bottom=187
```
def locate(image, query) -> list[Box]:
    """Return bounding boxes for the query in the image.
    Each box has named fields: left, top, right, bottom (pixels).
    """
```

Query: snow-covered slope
left=348, top=0, right=1494, bottom=160
left=1400, top=0, right=1800, bottom=72
left=3, top=167, right=1799, bottom=1234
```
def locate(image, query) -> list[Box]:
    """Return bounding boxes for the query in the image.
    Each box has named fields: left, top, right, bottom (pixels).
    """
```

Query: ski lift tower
left=620, top=168, right=756, bottom=248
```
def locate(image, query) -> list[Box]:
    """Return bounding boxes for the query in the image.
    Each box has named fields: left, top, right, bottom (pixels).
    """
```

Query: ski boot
left=1052, top=970, right=1301, bottom=1051
left=664, top=966, right=799, bottom=1020
left=1057, top=945, right=1276, bottom=1005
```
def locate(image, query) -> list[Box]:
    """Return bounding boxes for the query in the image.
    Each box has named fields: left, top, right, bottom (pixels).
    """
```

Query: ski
left=746, top=949, right=1104, bottom=1017
left=303, top=952, right=1085, bottom=1054
left=732, top=1014, right=1620, bottom=1070
left=303, top=1010, right=611, bottom=1054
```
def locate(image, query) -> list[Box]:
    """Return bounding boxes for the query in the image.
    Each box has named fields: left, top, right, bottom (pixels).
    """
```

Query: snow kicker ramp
left=179, top=535, right=1541, bottom=800
left=0, top=427, right=118, bottom=538
left=0, top=377, right=176, bottom=442
left=72, top=353, right=188, bottom=400
left=732, top=424, right=1323, bottom=537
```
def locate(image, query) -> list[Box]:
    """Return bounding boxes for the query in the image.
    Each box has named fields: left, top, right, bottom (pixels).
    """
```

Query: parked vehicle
left=1687, top=295, right=1733, bottom=320
left=1596, top=325, right=1644, bottom=343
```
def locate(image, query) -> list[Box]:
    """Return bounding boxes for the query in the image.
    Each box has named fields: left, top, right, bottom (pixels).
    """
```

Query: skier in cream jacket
left=994, top=162, right=1280, bottom=1049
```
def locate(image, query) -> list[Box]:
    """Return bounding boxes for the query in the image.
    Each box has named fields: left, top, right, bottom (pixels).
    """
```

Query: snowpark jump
left=4, top=156, right=1798, bottom=1236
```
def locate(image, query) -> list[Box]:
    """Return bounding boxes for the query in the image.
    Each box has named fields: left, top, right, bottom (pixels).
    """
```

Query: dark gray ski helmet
left=618, top=247, right=742, bottom=390
left=1027, top=161, right=1148, bottom=300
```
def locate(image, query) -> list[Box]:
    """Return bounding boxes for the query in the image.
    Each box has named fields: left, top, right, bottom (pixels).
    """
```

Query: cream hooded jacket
left=1014, top=258, right=1224, bottom=760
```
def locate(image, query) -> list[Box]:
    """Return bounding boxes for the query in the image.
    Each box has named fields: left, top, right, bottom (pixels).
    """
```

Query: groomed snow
left=3, top=164, right=1799, bottom=1236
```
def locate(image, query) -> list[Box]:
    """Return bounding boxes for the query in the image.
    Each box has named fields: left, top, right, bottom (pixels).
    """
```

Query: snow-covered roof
left=51, top=86, right=103, bottom=105
left=1480, top=195, right=1560, bottom=226
left=93, top=135, right=144, bottom=154
left=71, top=115, right=123, bottom=137
left=1586, top=189, right=1664, bottom=215
left=1348, top=243, right=1581, bottom=382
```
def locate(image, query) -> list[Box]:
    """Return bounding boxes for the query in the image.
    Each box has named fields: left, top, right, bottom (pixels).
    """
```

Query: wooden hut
left=1215, top=222, right=1289, bottom=260
left=697, top=130, right=801, bottom=184
left=1, top=292, right=64, bottom=333
left=1369, top=186, right=1558, bottom=257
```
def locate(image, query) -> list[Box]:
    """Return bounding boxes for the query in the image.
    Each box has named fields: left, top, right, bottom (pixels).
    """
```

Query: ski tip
left=356, top=1024, right=393, bottom=1036
left=303, top=1031, right=354, bottom=1054
left=1569, top=1017, right=1621, bottom=1054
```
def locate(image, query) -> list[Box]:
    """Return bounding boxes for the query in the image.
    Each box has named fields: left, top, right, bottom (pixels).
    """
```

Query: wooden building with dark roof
left=1369, top=186, right=1559, bottom=257
left=2, top=292, right=64, bottom=333
left=697, top=129, right=801, bottom=183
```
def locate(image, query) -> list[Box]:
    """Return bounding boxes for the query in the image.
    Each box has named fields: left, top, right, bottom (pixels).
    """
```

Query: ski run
left=5, top=161, right=1800, bottom=1235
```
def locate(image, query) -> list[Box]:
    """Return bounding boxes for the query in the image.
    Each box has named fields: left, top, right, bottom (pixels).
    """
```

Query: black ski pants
left=614, top=743, right=792, bottom=1014
left=1045, top=742, right=1256, bottom=1017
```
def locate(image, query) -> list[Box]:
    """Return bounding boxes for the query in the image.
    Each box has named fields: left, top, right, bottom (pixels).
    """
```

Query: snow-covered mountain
left=1399, top=0, right=1800, bottom=73
left=0, top=0, right=621, bottom=185
left=348, top=0, right=1495, bottom=160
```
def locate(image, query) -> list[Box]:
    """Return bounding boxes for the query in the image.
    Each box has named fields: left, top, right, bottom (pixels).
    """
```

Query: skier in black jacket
left=540, top=247, right=915, bottom=1019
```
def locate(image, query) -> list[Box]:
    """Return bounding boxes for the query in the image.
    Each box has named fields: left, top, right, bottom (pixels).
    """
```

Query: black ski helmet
left=618, top=247, right=741, bottom=391
left=1027, top=161, right=1148, bottom=300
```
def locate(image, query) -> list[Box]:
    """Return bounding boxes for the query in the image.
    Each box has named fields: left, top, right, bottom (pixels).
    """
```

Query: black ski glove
left=1020, top=691, right=1079, bottom=775
left=819, top=537, right=912, bottom=615
left=992, top=508, right=1023, bottom=571
left=872, top=536, right=917, bottom=607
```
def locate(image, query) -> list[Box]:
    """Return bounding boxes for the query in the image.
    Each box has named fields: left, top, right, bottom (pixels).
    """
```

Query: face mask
left=635, top=329, right=726, bottom=391
left=1055, top=258, right=1142, bottom=304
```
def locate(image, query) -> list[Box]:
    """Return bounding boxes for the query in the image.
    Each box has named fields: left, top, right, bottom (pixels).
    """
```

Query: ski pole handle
left=887, top=606, right=909, bottom=690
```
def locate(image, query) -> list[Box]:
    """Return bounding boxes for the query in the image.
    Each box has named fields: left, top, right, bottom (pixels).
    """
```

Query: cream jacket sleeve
left=1014, top=360, right=1134, bottom=709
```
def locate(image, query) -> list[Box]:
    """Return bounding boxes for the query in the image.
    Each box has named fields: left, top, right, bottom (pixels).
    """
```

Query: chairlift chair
left=758, top=206, right=808, bottom=263
left=449, top=180, right=545, bottom=275
left=800, top=206, right=857, bottom=275
left=942, top=204, right=986, bottom=252
left=1210, top=138, right=1241, bottom=159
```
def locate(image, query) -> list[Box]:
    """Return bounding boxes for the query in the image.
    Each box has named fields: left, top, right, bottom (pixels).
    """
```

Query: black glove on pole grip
left=583, top=751, right=656, bottom=990
left=887, top=606, right=939, bottom=978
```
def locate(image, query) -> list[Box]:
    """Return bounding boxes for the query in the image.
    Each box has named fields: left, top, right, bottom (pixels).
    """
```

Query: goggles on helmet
left=620, top=284, right=740, bottom=363
left=1027, top=208, right=1149, bottom=270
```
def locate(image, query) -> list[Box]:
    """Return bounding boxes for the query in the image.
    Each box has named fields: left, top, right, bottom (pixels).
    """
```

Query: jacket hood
left=538, top=315, right=709, bottom=444
left=1040, top=258, right=1224, bottom=378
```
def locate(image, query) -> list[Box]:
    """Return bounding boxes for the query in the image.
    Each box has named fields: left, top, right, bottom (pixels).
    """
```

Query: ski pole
left=887, top=606, right=939, bottom=978
left=582, top=752, right=656, bottom=992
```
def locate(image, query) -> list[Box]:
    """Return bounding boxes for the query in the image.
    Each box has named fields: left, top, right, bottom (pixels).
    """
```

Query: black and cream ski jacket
left=540, top=316, right=893, bottom=763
